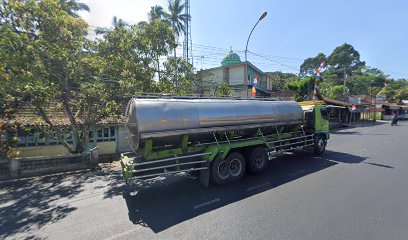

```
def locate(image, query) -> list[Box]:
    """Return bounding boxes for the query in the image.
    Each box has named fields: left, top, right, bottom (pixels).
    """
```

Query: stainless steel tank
left=125, top=98, right=303, bottom=151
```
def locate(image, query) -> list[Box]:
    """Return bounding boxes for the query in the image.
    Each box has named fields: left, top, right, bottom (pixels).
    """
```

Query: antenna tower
left=183, top=0, right=193, bottom=67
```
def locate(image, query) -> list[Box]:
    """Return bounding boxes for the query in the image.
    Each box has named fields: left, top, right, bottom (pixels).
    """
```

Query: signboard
left=348, top=97, right=361, bottom=105
left=376, top=95, right=386, bottom=101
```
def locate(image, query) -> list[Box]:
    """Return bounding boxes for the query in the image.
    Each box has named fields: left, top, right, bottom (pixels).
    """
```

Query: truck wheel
left=314, top=135, right=326, bottom=156
left=211, top=157, right=230, bottom=185
left=248, top=146, right=269, bottom=174
left=227, top=152, right=246, bottom=182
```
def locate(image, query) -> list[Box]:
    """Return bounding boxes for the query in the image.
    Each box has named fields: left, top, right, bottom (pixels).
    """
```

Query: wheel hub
left=318, top=139, right=325, bottom=151
left=218, top=161, right=229, bottom=179
left=229, top=159, right=242, bottom=177
left=255, top=155, right=264, bottom=168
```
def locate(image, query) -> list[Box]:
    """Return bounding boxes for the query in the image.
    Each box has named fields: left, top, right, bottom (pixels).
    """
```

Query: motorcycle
left=391, top=117, right=398, bottom=126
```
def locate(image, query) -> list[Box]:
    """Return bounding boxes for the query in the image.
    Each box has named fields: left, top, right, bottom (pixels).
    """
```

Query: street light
left=245, top=11, right=267, bottom=97
left=245, top=11, right=267, bottom=63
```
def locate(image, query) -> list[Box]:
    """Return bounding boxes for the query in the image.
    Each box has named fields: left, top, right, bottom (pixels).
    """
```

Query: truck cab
left=301, top=103, right=330, bottom=155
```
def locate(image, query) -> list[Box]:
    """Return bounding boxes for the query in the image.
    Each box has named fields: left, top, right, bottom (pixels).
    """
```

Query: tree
left=395, top=86, right=408, bottom=103
left=95, top=16, right=128, bottom=35
left=346, top=67, right=387, bottom=95
left=319, top=82, right=346, bottom=100
left=328, top=43, right=365, bottom=81
left=292, top=43, right=373, bottom=99
left=148, top=5, right=168, bottom=22
left=140, top=20, right=176, bottom=82
left=266, top=71, right=299, bottom=91
left=0, top=0, right=116, bottom=154
left=96, top=17, right=176, bottom=94
left=378, top=79, right=408, bottom=102
left=213, top=82, right=231, bottom=97
left=286, top=77, right=310, bottom=102
left=159, top=57, right=193, bottom=94
left=167, top=0, right=190, bottom=57
left=60, top=0, right=90, bottom=17
left=299, top=53, right=326, bottom=77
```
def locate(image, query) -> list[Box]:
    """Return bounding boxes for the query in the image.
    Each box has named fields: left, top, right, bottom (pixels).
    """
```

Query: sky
left=79, top=0, right=408, bottom=79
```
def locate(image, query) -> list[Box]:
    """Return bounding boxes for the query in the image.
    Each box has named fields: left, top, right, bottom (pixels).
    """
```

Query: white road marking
left=289, top=170, right=305, bottom=177
left=193, top=198, right=220, bottom=209
left=246, top=182, right=270, bottom=192
left=358, top=148, right=367, bottom=153
left=104, top=228, right=142, bottom=240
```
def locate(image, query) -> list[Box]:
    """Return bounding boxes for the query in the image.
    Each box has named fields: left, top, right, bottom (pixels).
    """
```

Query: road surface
left=1, top=121, right=407, bottom=240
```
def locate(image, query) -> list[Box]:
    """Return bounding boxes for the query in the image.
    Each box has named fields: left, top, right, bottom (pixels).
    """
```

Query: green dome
left=221, top=50, right=242, bottom=66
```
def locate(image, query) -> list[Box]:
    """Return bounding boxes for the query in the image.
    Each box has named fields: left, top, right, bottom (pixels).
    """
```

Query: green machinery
left=120, top=97, right=329, bottom=187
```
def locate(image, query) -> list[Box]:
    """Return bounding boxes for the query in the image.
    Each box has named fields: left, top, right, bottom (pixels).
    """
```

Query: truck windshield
left=320, top=108, right=329, bottom=120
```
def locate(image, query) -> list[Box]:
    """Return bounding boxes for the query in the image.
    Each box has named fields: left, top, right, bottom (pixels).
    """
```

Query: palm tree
left=60, top=0, right=90, bottom=17
left=148, top=5, right=168, bottom=22
left=167, top=0, right=190, bottom=57
left=95, top=16, right=127, bottom=35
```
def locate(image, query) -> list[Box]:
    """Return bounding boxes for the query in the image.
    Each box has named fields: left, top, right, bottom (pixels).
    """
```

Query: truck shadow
left=122, top=151, right=365, bottom=233
left=323, top=150, right=368, bottom=164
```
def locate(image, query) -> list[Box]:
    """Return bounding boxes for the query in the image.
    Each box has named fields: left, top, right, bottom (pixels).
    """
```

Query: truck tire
left=211, top=157, right=230, bottom=185
left=227, top=152, right=246, bottom=183
left=314, top=135, right=326, bottom=156
left=248, top=146, right=269, bottom=174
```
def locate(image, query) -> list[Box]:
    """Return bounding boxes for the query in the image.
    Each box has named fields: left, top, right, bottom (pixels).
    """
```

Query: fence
left=0, top=148, right=98, bottom=180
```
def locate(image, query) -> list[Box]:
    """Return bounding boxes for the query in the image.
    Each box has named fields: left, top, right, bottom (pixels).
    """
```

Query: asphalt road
left=1, top=121, right=408, bottom=240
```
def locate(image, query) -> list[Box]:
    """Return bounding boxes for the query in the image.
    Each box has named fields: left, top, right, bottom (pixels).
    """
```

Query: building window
left=16, top=126, right=117, bottom=147
left=92, top=126, right=116, bottom=142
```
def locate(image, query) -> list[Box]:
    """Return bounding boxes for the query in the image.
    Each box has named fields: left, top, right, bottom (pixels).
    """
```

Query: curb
left=0, top=169, right=92, bottom=187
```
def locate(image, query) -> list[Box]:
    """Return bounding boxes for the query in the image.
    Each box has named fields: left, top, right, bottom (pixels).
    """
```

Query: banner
left=252, top=75, right=258, bottom=97
left=312, top=61, right=327, bottom=100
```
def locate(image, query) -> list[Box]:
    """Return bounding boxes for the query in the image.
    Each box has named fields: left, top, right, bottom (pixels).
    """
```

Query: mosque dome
left=221, top=50, right=242, bottom=66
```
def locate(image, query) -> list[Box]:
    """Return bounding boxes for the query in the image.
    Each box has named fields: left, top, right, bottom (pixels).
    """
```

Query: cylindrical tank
left=125, top=98, right=303, bottom=151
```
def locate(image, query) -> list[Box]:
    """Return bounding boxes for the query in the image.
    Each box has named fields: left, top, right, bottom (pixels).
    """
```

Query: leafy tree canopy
left=328, top=43, right=365, bottom=78
left=299, top=53, right=326, bottom=77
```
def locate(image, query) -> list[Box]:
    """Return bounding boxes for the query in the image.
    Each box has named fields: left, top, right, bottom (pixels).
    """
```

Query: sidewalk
left=0, top=161, right=122, bottom=187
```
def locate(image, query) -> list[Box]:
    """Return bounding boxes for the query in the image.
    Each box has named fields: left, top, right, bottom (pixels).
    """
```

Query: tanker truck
left=120, top=97, right=329, bottom=187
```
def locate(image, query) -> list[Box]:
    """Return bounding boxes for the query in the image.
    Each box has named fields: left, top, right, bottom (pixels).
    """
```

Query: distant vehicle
left=391, top=116, right=398, bottom=126
left=120, top=96, right=329, bottom=186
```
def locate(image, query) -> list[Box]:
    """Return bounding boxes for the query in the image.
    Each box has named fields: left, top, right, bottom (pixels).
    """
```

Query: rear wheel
left=211, top=157, right=230, bottom=185
left=248, top=146, right=269, bottom=174
left=314, top=135, right=326, bottom=156
left=227, top=152, right=246, bottom=182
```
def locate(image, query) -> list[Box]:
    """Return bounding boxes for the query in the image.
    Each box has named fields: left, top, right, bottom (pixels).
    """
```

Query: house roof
left=323, top=98, right=352, bottom=107
left=270, top=91, right=296, bottom=100
left=0, top=99, right=129, bottom=127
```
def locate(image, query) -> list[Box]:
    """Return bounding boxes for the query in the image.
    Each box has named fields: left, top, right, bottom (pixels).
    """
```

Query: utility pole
left=343, top=68, right=347, bottom=95
left=373, top=92, right=377, bottom=122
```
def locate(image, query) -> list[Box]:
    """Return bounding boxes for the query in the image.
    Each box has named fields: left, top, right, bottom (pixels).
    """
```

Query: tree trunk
left=157, top=55, right=161, bottom=82
left=36, top=106, right=75, bottom=153
left=61, top=95, right=84, bottom=153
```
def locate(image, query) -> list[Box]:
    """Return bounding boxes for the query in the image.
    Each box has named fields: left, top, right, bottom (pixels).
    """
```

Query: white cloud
left=79, top=0, right=167, bottom=28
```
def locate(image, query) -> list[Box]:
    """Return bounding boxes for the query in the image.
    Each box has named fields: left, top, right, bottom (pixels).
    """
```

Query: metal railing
left=132, top=92, right=278, bottom=101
